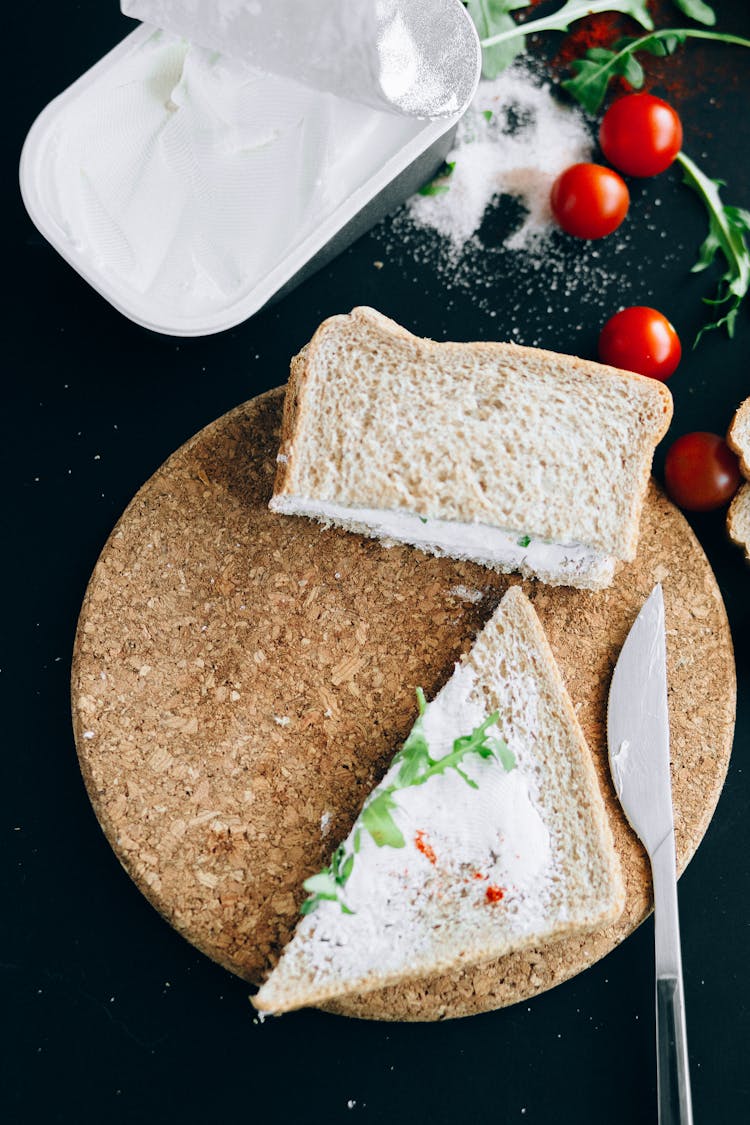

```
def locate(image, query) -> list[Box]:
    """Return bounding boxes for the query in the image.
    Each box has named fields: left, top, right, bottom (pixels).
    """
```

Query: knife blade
left=607, top=584, right=693, bottom=1125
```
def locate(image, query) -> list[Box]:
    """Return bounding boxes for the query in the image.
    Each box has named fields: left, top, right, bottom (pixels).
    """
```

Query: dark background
left=5, top=2, right=749, bottom=1122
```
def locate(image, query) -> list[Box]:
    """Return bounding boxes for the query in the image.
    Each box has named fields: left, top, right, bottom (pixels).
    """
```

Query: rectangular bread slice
left=269, top=307, right=673, bottom=591
left=253, top=586, right=625, bottom=1015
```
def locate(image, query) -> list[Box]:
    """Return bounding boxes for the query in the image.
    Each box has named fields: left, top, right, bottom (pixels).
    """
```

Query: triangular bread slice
left=727, top=397, right=750, bottom=560
left=270, top=307, right=672, bottom=591
left=254, top=587, right=625, bottom=1015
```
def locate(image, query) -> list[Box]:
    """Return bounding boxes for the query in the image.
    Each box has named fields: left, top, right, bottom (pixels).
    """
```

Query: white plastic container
left=20, top=22, right=479, bottom=337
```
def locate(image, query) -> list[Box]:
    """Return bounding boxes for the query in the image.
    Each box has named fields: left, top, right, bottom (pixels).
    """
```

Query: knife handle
left=657, top=975, right=693, bottom=1125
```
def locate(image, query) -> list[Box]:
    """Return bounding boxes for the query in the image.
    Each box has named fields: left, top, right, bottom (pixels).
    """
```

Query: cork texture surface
left=71, top=388, right=736, bottom=1022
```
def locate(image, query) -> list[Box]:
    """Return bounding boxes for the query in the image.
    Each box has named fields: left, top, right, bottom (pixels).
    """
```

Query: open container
left=20, top=4, right=480, bottom=337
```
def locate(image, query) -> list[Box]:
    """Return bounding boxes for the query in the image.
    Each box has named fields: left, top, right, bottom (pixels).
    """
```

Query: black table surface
left=5, top=2, right=750, bottom=1122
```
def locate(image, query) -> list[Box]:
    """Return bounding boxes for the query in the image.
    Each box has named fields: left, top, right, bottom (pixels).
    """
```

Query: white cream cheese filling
left=270, top=494, right=615, bottom=584
left=37, top=30, right=421, bottom=324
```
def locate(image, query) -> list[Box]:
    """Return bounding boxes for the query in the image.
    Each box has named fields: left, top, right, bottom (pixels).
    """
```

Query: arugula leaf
left=477, top=0, right=653, bottom=57
left=517, top=535, right=531, bottom=547
left=361, top=789, right=406, bottom=849
left=418, top=161, right=456, bottom=198
left=676, top=151, right=750, bottom=341
left=492, top=738, right=517, bottom=771
left=672, top=0, right=716, bottom=26
left=466, top=0, right=531, bottom=79
left=302, top=872, right=340, bottom=898
left=562, top=28, right=750, bottom=114
left=392, top=691, right=431, bottom=786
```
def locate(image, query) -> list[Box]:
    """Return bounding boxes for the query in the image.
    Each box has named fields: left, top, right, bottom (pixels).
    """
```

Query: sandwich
left=727, top=397, right=750, bottom=562
left=269, top=307, right=673, bottom=591
left=253, top=587, right=625, bottom=1015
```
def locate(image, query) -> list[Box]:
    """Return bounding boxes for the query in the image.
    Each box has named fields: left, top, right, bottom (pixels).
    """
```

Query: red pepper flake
left=473, top=871, right=488, bottom=881
left=414, top=830, right=437, bottom=866
left=485, top=884, right=505, bottom=905
left=555, top=12, right=625, bottom=67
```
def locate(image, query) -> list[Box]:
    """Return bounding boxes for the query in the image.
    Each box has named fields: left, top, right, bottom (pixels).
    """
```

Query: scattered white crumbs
left=347, top=1101, right=356, bottom=1110
left=276, top=453, right=288, bottom=464
left=82, top=730, right=95, bottom=740
left=448, top=584, right=483, bottom=604
left=408, top=61, right=592, bottom=257
left=378, top=59, right=655, bottom=339
left=273, top=715, right=291, bottom=727
left=320, top=809, right=332, bottom=836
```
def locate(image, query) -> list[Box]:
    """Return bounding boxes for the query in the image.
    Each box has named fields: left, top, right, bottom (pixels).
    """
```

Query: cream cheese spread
left=270, top=495, right=616, bottom=586
left=37, top=30, right=420, bottom=328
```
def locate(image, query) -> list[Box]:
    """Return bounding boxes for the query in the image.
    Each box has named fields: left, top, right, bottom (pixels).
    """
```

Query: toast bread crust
left=727, top=482, right=750, bottom=560
left=727, top=396, right=750, bottom=478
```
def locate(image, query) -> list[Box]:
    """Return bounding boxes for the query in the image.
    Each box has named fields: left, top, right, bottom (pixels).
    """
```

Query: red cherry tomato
left=664, top=433, right=742, bottom=512
left=598, top=306, right=681, bottom=381
left=550, top=163, right=630, bottom=239
left=599, top=94, right=683, bottom=178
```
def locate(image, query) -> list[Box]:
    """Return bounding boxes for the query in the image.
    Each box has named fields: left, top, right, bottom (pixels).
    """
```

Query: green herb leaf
left=491, top=738, right=517, bottom=771
left=341, top=853, right=355, bottom=882
left=677, top=151, right=750, bottom=341
left=466, top=0, right=531, bottom=79
left=672, top=0, right=716, bottom=26
left=392, top=688, right=431, bottom=785
left=483, top=109, right=494, bottom=122
left=302, top=872, right=340, bottom=898
left=562, top=28, right=749, bottom=114
left=418, top=160, right=457, bottom=197
left=517, top=535, right=531, bottom=548
left=361, top=789, right=406, bottom=849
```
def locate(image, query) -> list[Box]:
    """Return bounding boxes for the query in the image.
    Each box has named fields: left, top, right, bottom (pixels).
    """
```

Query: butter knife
left=607, top=584, right=693, bottom=1125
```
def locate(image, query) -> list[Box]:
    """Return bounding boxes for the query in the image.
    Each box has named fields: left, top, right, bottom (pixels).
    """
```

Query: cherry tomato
left=598, top=306, right=681, bottom=381
left=664, top=433, right=742, bottom=512
left=599, top=94, right=683, bottom=178
left=550, top=163, right=629, bottom=239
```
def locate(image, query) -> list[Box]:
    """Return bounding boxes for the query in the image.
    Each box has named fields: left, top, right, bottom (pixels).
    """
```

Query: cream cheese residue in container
left=35, top=30, right=421, bottom=328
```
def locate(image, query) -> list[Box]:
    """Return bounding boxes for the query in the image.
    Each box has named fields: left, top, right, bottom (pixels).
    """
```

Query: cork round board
left=72, top=387, right=736, bottom=1022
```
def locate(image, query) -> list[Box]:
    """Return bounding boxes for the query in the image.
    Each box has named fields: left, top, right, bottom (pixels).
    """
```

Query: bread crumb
left=449, top=584, right=483, bottom=604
